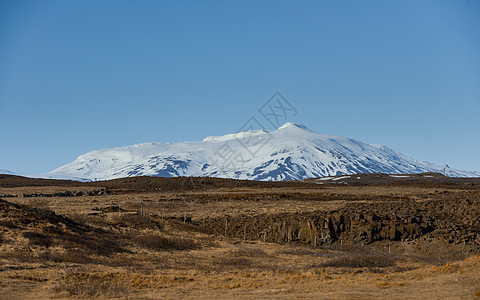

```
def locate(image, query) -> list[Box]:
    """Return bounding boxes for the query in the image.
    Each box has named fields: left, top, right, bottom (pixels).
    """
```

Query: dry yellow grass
left=1, top=181, right=479, bottom=299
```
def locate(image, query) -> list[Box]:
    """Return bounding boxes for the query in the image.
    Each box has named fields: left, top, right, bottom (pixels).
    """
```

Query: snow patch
left=332, top=176, right=350, bottom=181
left=317, top=177, right=334, bottom=181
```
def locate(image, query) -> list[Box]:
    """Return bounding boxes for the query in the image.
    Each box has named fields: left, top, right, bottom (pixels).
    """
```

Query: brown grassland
left=0, top=173, right=479, bottom=299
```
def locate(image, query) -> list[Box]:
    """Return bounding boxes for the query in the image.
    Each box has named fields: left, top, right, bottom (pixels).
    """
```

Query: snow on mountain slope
left=41, top=123, right=480, bottom=181
left=0, top=169, right=15, bottom=175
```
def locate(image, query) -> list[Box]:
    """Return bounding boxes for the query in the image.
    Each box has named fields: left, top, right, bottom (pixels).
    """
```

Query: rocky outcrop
left=201, top=195, right=480, bottom=247
left=0, top=188, right=111, bottom=198
left=262, top=210, right=427, bottom=246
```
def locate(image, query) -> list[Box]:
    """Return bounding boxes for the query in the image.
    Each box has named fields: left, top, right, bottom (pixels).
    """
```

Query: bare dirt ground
left=0, top=173, right=479, bottom=299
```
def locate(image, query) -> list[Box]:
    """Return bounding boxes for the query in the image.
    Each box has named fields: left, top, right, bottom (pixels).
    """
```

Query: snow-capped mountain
left=41, top=123, right=479, bottom=181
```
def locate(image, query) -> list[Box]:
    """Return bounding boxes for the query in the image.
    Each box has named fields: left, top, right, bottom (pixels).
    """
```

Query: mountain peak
left=278, top=122, right=311, bottom=131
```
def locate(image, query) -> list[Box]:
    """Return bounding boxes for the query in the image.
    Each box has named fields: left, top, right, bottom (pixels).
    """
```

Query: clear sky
left=1, top=0, right=479, bottom=175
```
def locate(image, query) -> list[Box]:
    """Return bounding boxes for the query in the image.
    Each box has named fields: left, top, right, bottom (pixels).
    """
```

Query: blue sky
left=1, top=0, right=479, bottom=175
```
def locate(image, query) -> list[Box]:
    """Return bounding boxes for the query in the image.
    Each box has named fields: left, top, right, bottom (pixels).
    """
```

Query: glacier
left=40, top=122, right=479, bottom=181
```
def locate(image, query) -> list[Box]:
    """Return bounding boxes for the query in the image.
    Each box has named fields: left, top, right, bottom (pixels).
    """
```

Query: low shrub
left=0, top=249, right=37, bottom=263
left=45, top=249, right=94, bottom=264
left=133, top=233, right=197, bottom=251
left=22, top=231, right=52, bottom=247
left=111, top=214, right=163, bottom=230
left=275, top=246, right=332, bottom=257
left=214, top=257, right=253, bottom=269
left=319, top=254, right=395, bottom=269
left=233, top=247, right=268, bottom=257
left=53, top=273, right=127, bottom=297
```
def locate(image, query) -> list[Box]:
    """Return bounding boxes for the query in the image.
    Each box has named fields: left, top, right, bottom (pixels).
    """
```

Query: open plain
left=0, top=173, right=479, bottom=299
